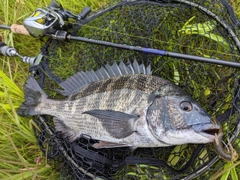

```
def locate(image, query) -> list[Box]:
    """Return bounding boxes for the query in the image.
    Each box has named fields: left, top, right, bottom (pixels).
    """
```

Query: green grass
left=0, top=0, right=240, bottom=179
left=0, top=0, right=107, bottom=179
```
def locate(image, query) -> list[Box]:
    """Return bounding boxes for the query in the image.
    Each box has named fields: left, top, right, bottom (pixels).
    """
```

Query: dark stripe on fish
left=70, top=74, right=175, bottom=100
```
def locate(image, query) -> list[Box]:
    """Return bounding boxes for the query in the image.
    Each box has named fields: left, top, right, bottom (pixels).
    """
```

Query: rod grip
left=10, top=24, right=30, bottom=35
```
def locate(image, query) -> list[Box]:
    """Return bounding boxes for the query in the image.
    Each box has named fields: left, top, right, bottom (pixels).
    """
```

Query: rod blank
left=0, top=25, right=10, bottom=29
left=70, top=35, right=240, bottom=69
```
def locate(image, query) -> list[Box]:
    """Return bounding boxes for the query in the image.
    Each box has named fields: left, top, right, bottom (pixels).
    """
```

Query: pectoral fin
left=82, top=109, right=139, bottom=139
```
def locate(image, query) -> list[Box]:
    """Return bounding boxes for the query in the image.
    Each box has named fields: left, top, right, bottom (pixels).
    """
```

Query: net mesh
left=31, top=0, right=240, bottom=179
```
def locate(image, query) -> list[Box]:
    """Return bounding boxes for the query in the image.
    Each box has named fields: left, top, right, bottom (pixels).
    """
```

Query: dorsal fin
left=59, top=59, right=152, bottom=96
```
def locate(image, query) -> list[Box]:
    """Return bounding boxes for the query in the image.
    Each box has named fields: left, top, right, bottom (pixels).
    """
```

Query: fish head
left=146, top=93, right=220, bottom=145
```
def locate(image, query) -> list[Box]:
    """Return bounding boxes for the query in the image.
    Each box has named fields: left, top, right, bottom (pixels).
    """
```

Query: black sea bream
left=17, top=60, right=220, bottom=149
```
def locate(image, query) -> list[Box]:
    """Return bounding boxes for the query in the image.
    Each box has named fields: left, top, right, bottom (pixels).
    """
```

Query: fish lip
left=192, top=123, right=220, bottom=141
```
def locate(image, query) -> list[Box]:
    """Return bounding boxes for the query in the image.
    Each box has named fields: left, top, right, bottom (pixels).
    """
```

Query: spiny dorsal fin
left=59, top=59, right=152, bottom=96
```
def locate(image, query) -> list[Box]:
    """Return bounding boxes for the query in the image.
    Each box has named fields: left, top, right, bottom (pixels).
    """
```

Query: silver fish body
left=17, top=60, right=220, bottom=149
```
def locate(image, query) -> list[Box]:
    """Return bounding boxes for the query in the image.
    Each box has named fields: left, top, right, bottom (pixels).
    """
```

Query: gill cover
left=146, top=93, right=212, bottom=141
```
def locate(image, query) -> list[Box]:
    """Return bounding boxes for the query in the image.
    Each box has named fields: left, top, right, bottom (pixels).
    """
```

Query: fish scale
left=17, top=60, right=221, bottom=148
left=44, top=89, right=150, bottom=128
left=44, top=88, right=149, bottom=143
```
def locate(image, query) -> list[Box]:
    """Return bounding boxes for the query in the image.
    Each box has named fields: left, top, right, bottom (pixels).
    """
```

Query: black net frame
left=30, top=0, right=240, bottom=179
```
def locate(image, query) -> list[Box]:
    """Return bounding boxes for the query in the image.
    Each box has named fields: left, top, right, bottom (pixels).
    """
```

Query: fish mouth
left=192, top=122, right=220, bottom=141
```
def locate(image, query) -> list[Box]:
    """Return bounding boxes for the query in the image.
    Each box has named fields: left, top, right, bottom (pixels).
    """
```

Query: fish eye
left=180, top=101, right=193, bottom=112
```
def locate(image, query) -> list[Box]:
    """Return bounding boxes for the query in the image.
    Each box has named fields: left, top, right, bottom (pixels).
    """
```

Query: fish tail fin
left=17, top=77, right=47, bottom=117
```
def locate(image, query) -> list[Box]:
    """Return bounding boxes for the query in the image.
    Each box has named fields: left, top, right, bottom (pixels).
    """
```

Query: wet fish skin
left=36, top=83, right=162, bottom=146
left=17, top=60, right=220, bottom=149
left=146, top=95, right=218, bottom=145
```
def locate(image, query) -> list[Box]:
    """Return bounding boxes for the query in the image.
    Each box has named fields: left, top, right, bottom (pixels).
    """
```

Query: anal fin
left=53, top=117, right=75, bottom=141
left=93, top=141, right=130, bottom=149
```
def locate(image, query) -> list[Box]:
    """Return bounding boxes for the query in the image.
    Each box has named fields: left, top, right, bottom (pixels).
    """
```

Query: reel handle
left=78, top=7, right=91, bottom=20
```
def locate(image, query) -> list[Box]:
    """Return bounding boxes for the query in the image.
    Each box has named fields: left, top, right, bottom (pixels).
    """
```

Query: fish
left=17, top=59, right=221, bottom=149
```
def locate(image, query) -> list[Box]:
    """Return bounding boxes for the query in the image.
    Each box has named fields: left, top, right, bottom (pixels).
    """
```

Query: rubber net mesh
left=31, top=0, right=240, bottom=179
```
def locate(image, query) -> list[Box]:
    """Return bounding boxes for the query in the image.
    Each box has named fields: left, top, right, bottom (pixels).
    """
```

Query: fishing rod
left=1, top=0, right=240, bottom=69
left=57, top=32, right=240, bottom=68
